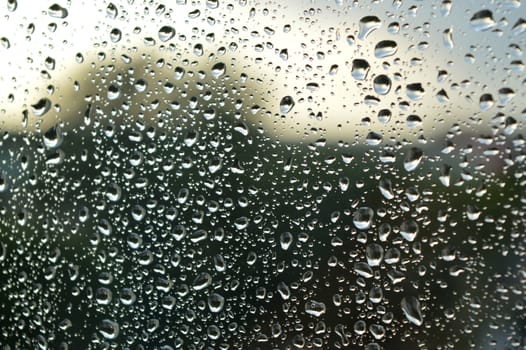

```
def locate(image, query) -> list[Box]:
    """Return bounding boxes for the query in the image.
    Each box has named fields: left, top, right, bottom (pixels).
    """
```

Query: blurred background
left=0, top=0, right=524, bottom=349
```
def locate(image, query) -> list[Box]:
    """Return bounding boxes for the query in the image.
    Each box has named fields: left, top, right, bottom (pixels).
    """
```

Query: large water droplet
left=400, top=220, right=419, bottom=242
left=358, top=16, right=381, bottom=40
left=366, top=243, right=384, bottom=267
left=158, top=26, right=175, bottom=42
left=401, top=296, right=423, bottom=326
left=403, top=147, right=424, bottom=171
left=99, top=319, right=120, bottom=339
left=353, top=207, right=374, bottom=230
left=374, top=40, right=398, bottom=58
left=305, top=300, right=326, bottom=317
left=373, top=75, right=391, bottom=95
left=279, top=96, right=295, bottom=114
left=470, top=9, right=496, bottom=31
left=31, top=98, right=52, bottom=117
left=48, top=4, right=68, bottom=18
left=351, top=59, right=370, bottom=80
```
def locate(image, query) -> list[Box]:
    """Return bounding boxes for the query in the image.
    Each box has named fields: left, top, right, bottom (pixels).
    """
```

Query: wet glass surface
left=0, top=1, right=525, bottom=349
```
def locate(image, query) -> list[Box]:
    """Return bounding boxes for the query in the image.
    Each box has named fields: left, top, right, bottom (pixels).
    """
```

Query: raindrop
left=354, top=262, right=374, bottom=278
left=7, top=0, right=17, bottom=12
left=305, top=300, right=326, bottom=317
left=403, top=147, right=424, bottom=171
left=358, top=16, right=381, bottom=40
left=211, top=62, right=226, bottom=78
left=279, top=96, right=295, bottom=114
left=43, top=125, right=63, bottom=148
left=158, top=26, right=175, bottom=42
left=377, top=109, right=392, bottom=124
left=48, top=4, right=68, bottom=18
left=479, top=93, right=494, bottom=111
left=353, top=207, right=374, bottom=230
left=373, top=75, right=391, bottom=95
left=99, top=319, right=119, bottom=339
left=378, top=178, right=394, bottom=200
left=401, top=296, right=423, bottom=326
left=470, top=9, right=496, bottom=31
left=106, top=3, right=118, bottom=19
left=110, top=28, right=122, bottom=43
left=406, top=83, right=425, bottom=100
left=351, top=59, right=370, bottom=80
left=366, top=243, right=384, bottom=267
left=208, top=293, right=225, bottom=312
left=31, top=98, right=52, bottom=117
left=374, top=40, right=398, bottom=58
left=443, top=27, right=454, bottom=48
left=280, top=231, right=293, bottom=250
left=193, top=272, right=212, bottom=291
left=400, top=220, right=419, bottom=242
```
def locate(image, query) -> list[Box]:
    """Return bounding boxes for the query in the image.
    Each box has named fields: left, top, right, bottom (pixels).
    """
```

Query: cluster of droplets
left=0, top=0, right=525, bottom=349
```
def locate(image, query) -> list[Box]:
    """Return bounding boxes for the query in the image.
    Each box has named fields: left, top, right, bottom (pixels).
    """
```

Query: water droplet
left=277, top=281, right=291, bottom=300
left=470, top=9, right=496, bottom=31
left=43, top=125, right=63, bottom=148
left=107, top=84, right=121, bottom=100
left=193, top=272, right=212, bottom=291
left=479, top=93, right=495, bottom=111
left=353, top=207, right=374, bottom=230
left=406, top=83, right=425, bottom=100
left=279, top=96, right=295, bottom=114
left=351, top=59, right=370, bottom=80
left=400, top=220, right=419, bottom=242
left=31, top=98, right=52, bottom=117
left=365, top=132, right=383, bottom=146
left=358, top=16, right=381, bottom=40
left=403, top=147, right=424, bottom=171
left=7, top=0, right=17, bottom=12
left=158, top=26, right=175, bottom=42
left=406, top=115, right=422, bottom=128
left=378, top=178, right=394, bottom=199
left=373, top=75, right=391, bottom=95
left=280, top=231, right=293, bottom=250
left=99, top=319, right=119, bottom=339
left=441, top=0, right=452, bottom=16
left=443, top=27, right=454, bottom=48
left=106, top=3, right=118, bottom=19
left=211, top=62, right=226, bottom=78
left=512, top=18, right=526, bottom=36
left=366, top=243, right=384, bottom=267
left=305, top=300, right=326, bottom=317
left=498, top=87, right=515, bottom=105
left=377, top=109, right=392, bottom=124
left=208, top=293, right=225, bottom=312
left=48, top=4, right=68, bottom=18
left=110, top=28, right=122, bottom=42
left=401, top=296, right=423, bottom=326
left=354, top=262, right=374, bottom=278
left=374, top=40, right=398, bottom=58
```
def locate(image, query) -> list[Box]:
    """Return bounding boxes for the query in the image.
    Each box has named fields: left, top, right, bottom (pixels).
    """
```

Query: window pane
left=0, top=1, right=524, bottom=349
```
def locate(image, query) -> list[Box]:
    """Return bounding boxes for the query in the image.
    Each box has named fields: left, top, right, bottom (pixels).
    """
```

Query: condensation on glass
left=0, top=0, right=524, bottom=349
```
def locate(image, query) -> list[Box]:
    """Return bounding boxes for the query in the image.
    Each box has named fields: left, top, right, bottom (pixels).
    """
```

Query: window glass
left=0, top=1, right=524, bottom=349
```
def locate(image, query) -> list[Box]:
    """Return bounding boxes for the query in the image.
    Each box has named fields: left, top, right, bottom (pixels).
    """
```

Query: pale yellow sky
left=0, top=0, right=523, bottom=143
